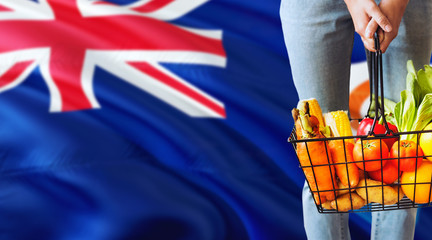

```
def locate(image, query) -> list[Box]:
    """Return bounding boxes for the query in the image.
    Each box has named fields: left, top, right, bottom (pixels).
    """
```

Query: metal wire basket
left=288, top=33, right=432, bottom=213
left=288, top=128, right=432, bottom=213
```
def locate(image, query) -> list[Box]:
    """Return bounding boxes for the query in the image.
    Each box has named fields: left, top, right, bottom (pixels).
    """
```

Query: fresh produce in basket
left=322, top=179, right=366, bottom=211
left=300, top=98, right=325, bottom=130
left=353, top=139, right=389, bottom=171
left=394, top=61, right=432, bottom=141
left=389, top=140, right=424, bottom=172
left=324, top=110, right=360, bottom=188
left=368, top=162, right=400, bottom=184
left=289, top=61, right=432, bottom=212
left=419, top=122, right=432, bottom=161
left=401, top=161, right=432, bottom=204
left=356, top=179, right=403, bottom=205
left=357, top=117, right=398, bottom=149
left=321, top=201, right=333, bottom=210
left=335, top=180, right=357, bottom=196
left=324, top=110, right=354, bottom=142
left=328, top=140, right=359, bottom=188
left=330, top=192, right=366, bottom=212
left=292, top=101, right=337, bottom=204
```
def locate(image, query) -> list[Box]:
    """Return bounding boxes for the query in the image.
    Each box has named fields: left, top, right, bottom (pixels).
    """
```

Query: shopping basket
left=288, top=33, right=432, bottom=213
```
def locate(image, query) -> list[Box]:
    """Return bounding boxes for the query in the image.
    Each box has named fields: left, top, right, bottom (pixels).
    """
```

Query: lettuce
left=395, top=61, right=432, bottom=141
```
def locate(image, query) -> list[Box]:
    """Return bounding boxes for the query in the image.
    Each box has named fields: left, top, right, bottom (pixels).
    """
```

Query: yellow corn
left=324, top=110, right=353, bottom=143
left=299, top=98, right=325, bottom=128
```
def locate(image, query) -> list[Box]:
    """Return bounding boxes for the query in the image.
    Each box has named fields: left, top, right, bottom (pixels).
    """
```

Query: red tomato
left=357, top=118, right=398, bottom=149
left=354, top=139, right=389, bottom=171
left=389, top=140, right=424, bottom=172
left=357, top=118, right=385, bottom=136
left=384, top=122, right=399, bottom=150
left=368, top=162, right=400, bottom=184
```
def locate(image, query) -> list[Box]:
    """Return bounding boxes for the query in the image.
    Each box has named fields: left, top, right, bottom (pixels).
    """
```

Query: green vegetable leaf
left=383, top=97, right=396, bottom=114
left=398, top=90, right=416, bottom=140
left=406, top=72, right=415, bottom=94
left=405, top=93, right=432, bottom=141
left=394, top=101, right=402, bottom=128
left=406, top=72, right=421, bottom=106
left=417, top=66, right=432, bottom=103
left=385, top=60, right=432, bottom=141
left=367, top=95, right=396, bottom=118
left=406, top=60, right=416, bottom=77
left=412, top=93, right=432, bottom=131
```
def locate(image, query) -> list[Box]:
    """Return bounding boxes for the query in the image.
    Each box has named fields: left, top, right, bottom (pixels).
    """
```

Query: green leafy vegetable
left=395, top=60, right=432, bottom=140
left=412, top=94, right=432, bottom=131
left=368, top=95, right=397, bottom=125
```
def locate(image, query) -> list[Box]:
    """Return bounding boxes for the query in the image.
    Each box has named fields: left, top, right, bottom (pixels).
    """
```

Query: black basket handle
left=364, top=32, right=396, bottom=137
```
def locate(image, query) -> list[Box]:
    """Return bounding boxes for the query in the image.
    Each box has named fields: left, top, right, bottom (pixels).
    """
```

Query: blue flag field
left=1, top=0, right=432, bottom=239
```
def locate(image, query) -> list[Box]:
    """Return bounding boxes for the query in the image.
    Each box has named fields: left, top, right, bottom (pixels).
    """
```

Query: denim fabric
left=370, top=206, right=417, bottom=240
left=280, top=0, right=432, bottom=107
left=302, top=182, right=417, bottom=240
left=302, top=183, right=351, bottom=240
left=280, top=0, right=354, bottom=112
left=281, top=0, right=432, bottom=239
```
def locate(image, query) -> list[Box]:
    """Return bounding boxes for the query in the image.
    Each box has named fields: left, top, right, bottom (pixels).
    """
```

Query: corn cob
left=298, top=98, right=325, bottom=128
left=324, top=110, right=353, bottom=142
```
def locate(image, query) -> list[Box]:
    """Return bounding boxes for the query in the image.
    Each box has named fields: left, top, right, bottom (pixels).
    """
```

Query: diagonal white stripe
left=83, top=50, right=226, bottom=117
left=0, top=0, right=54, bottom=20
left=0, top=48, right=45, bottom=92
left=78, top=0, right=209, bottom=21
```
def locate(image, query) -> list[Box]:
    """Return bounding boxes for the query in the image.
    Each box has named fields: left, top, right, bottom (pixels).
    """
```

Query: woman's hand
left=365, top=0, right=409, bottom=52
left=344, top=0, right=393, bottom=52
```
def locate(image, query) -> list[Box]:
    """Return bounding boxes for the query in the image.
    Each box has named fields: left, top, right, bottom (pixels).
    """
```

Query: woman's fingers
left=362, top=24, right=385, bottom=52
left=365, top=19, right=379, bottom=39
left=361, top=37, right=375, bottom=52
left=344, top=0, right=393, bottom=52
left=379, top=35, right=392, bottom=53
left=367, top=4, right=392, bottom=33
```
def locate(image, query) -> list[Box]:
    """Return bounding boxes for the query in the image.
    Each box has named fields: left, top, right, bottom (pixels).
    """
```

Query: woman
left=280, top=0, right=432, bottom=239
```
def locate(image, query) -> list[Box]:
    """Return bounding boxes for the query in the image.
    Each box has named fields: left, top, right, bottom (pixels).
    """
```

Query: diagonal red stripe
left=128, top=62, right=226, bottom=117
left=92, top=0, right=174, bottom=13
left=0, top=60, right=34, bottom=88
left=0, top=5, right=12, bottom=11
left=133, top=0, right=175, bottom=13
left=92, top=1, right=115, bottom=6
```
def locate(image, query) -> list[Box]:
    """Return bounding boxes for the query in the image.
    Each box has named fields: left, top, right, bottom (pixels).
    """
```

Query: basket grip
left=364, top=32, right=395, bottom=136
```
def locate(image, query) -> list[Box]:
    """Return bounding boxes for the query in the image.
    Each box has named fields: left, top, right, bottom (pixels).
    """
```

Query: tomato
left=354, top=139, right=389, bottom=171
left=384, top=123, right=399, bottom=150
left=357, top=118, right=385, bottom=136
left=383, top=123, right=398, bottom=149
left=389, top=140, right=424, bottom=172
left=368, top=161, right=400, bottom=184
left=357, top=118, right=398, bottom=149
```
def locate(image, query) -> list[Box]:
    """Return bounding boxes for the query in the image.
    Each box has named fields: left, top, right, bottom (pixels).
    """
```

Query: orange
left=401, top=161, right=432, bottom=204
left=419, top=122, right=432, bottom=161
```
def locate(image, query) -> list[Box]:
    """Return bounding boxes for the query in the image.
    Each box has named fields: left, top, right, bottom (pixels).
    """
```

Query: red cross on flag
left=0, top=0, right=227, bottom=117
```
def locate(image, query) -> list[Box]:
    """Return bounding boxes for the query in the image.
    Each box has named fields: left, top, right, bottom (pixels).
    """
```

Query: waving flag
left=0, top=0, right=226, bottom=117
left=1, top=0, right=432, bottom=240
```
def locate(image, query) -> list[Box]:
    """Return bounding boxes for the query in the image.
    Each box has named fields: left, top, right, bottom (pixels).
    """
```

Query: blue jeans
left=280, top=0, right=432, bottom=239
left=280, top=0, right=432, bottom=111
left=302, top=182, right=417, bottom=240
